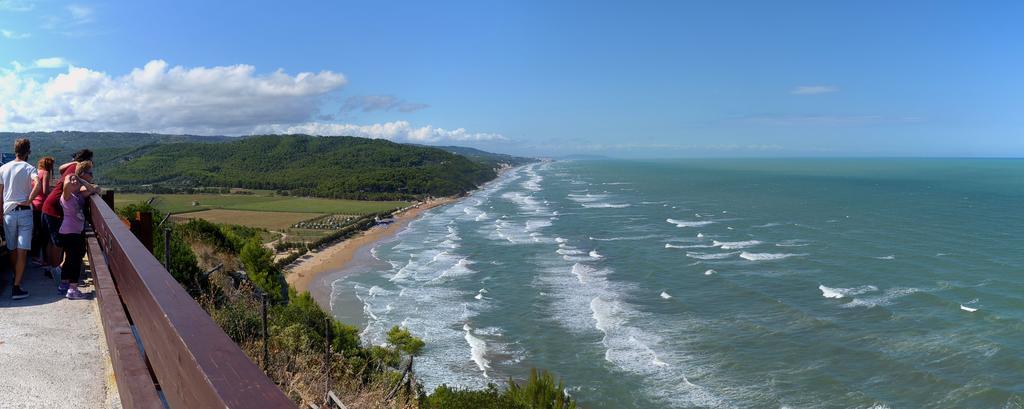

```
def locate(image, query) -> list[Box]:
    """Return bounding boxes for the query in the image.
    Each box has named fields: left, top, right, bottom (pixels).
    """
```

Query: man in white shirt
left=0, top=139, right=41, bottom=300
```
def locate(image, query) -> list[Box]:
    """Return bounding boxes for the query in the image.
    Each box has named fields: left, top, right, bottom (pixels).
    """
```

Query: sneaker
left=11, top=286, right=29, bottom=300
left=66, top=287, right=90, bottom=300
left=57, top=282, right=70, bottom=294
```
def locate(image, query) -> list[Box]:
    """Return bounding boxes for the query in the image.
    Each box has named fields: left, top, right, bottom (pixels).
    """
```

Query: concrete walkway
left=0, top=263, right=119, bottom=408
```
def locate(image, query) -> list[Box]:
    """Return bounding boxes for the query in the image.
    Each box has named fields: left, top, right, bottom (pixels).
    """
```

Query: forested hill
left=431, top=145, right=535, bottom=166
left=101, top=134, right=505, bottom=200
left=0, top=131, right=230, bottom=164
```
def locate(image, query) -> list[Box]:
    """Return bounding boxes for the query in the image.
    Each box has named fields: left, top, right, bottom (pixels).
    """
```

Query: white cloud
left=0, top=0, right=34, bottom=11
left=0, top=60, right=503, bottom=143
left=0, top=59, right=347, bottom=134
left=33, top=57, right=65, bottom=68
left=1, top=29, right=30, bottom=39
left=790, top=85, right=839, bottom=95
left=66, top=4, right=93, bottom=23
left=257, top=121, right=506, bottom=143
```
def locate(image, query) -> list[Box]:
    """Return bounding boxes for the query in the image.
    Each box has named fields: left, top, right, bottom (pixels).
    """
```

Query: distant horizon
left=3, top=129, right=1023, bottom=160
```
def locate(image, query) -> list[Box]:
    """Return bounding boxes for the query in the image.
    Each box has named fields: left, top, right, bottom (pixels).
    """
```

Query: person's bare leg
left=13, top=248, right=26, bottom=286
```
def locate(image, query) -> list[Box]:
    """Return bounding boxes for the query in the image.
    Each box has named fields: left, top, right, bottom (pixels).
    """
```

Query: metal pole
left=261, top=294, right=269, bottom=372
left=163, top=228, right=171, bottom=269
left=325, top=317, right=331, bottom=403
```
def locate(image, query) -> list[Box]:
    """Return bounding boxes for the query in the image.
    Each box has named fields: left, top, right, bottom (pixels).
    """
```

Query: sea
left=327, top=159, right=1024, bottom=409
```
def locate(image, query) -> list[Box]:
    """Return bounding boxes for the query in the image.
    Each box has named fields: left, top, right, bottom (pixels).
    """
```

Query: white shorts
left=3, top=208, right=33, bottom=251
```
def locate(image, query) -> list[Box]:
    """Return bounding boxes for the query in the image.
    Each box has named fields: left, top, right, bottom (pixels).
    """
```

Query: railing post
left=261, top=294, right=269, bottom=372
left=163, top=228, right=171, bottom=270
left=130, top=211, right=153, bottom=252
left=325, top=317, right=331, bottom=406
left=101, top=190, right=115, bottom=209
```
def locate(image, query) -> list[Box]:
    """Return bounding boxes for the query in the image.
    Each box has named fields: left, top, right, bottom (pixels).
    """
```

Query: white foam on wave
left=874, top=255, right=896, bottom=260
left=428, top=258, right=476, bottom=284
left=590, top=234, right=663, bottom=241
left=463, top=324, right=490, bottom=376
left=818, top=284, right=877, bottom=299
left=960, top=305, right=978, bottom=313
left=589, top=250, right=603, bottom=259
left=660, top=291, right=672, bottom=299
left=775, top=240, right=810, bottom=247
left=752, top=222, right=781, bottom=228
left=667, top=218, right=715, bottom=228
left=665, top=243, right=713, bottom=249
left=536, top=233, right=728, bottom=407
left=686, top=251, right=738, bottom=260
left=739, top=252, right=806, bottom=261
left=567, top=193, right=608, bottom=203
left=582, top=202, right=632, bottom=208
left=571, top=262, right=595, bottom=283
left=712, top=240, right=762, bottom=250
left=704, top=269, right=716, bottom=276
left=440, top=239, right=460, bottom=249
left=844, top=287, right=920, bottom=308
left=521, top=174, right=543, bottom=192
left=501, top=191, right=546, bottom=214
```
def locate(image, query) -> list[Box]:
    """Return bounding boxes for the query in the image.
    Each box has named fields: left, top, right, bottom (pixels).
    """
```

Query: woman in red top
left=31, top=156, right=54, bottom=267
left=41, top=149, right=91, bottom=275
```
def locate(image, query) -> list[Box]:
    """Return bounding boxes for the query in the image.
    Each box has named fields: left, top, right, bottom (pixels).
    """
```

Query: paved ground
left=0, top=263, right=118, bottom=408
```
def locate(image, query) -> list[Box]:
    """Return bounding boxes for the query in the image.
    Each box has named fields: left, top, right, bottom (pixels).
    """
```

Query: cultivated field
left=170, top=209, right=317, bottom=231
left=115, top=193, right=409, bottom=215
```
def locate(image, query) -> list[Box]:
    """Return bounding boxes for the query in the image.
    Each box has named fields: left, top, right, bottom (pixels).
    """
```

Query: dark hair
left=37, top=156, right=54, bottom=172
left=14, top=138, right=30, bottom=159
left=71, top=149, right=93, bottom=162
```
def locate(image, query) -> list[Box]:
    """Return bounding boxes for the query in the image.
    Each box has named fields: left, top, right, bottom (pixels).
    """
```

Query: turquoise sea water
left=328, top=159, right=1024, bottom=408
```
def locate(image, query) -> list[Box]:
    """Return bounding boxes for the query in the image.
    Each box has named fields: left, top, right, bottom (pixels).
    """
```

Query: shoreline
left=285, top=196, right=458, bottom=306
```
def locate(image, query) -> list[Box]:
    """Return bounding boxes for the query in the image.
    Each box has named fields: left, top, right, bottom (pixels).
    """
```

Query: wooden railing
left=85, top=194, right=295, bottom=408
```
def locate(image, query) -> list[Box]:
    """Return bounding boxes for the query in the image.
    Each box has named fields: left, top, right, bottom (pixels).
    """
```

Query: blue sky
left=1, top=0, right=1022, bottom=157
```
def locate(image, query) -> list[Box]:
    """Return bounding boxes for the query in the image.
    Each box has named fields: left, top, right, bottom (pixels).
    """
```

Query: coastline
left=285, top=196, right=458, bottom=306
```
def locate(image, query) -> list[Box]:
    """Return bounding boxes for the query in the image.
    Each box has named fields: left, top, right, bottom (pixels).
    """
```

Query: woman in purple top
left=57, top=161, right=100, bottom=300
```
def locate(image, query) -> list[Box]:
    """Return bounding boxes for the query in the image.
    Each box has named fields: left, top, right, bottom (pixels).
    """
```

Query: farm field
left=115, top=193, right=409, bottom=215
left=170, top=209, right=316, bottom=231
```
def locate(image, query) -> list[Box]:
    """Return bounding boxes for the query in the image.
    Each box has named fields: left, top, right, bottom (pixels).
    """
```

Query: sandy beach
left=285, top=196, right=458, bottom=305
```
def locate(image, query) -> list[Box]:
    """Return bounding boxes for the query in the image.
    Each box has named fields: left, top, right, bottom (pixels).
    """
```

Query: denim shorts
left=3, top=208, right=33, bottom=251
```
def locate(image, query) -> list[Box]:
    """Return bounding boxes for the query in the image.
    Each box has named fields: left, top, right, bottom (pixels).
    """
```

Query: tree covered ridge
left=101, top=134, right=508, bottom=200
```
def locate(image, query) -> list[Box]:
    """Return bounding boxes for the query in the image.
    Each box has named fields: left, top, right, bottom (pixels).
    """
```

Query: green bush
left=387, top=326, right=426, bottom=356
left=506, top=369, right=577, bottom=409
left=240, top=238, right=284, bottom=301
left=424, top=384, right=526, bottom=409
left=271, top=290, right=361, bottom=354
left=209, top=289, right=262, bottom=343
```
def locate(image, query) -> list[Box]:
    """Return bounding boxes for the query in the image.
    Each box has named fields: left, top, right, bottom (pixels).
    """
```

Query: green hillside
left=0, top=131, right=230, bottom=165
left=102, top=134, right=498, bottom=200
left=431, top=145, right=536, bottom=166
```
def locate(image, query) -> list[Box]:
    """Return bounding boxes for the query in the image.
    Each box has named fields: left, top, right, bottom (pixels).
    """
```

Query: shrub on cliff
left=387, top=326, right=426, bottom=356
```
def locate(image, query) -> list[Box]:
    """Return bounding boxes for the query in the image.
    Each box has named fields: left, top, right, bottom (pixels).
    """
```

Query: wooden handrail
left=88, top=195, right=295, bottom=408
